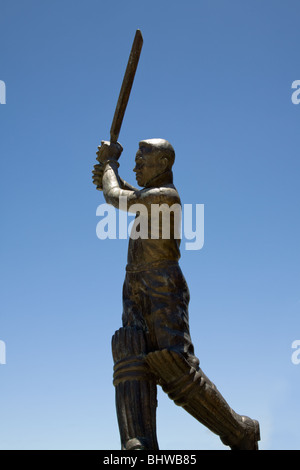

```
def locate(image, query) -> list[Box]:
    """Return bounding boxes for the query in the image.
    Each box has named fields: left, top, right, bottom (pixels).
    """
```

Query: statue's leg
left=112, top=326, right=159, bottom=450
left=139, top=264, right=260, bottom=449
left=146, top=349, right=260, bottom=450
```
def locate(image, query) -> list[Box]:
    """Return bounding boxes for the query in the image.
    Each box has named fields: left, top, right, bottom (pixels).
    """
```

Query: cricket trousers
left=111, top=263, right=260, bottom=450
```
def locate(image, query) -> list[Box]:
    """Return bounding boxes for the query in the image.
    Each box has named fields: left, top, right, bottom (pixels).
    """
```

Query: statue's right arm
left=97, top=141, right=178, bottom=209
left=102, top=161, right=136, bottom=209
left=102, top=161, right=179, bottom=211
left=119, top=178, right=139, bottom=192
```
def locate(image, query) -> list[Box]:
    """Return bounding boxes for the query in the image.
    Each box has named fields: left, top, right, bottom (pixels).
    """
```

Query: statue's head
left=134, top=138, right=175, bottom=187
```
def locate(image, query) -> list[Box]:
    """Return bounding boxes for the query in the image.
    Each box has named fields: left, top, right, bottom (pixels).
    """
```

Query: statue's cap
left=139, top=138, right=174, bottom=154
left=139, top=139, right=175, bottom=169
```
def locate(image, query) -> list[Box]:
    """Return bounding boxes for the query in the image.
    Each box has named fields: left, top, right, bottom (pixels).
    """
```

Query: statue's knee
left=112, top=326, right=154, bottom=385
left=146, top=349, right=205, bottom=406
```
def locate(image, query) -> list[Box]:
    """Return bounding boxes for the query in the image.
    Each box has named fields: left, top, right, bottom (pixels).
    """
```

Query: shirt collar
left=144, top=170, right=173, bottom=188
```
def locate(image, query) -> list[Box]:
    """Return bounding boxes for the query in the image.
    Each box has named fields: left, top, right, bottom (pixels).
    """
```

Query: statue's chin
left=135, top=177, right=144, bottom=187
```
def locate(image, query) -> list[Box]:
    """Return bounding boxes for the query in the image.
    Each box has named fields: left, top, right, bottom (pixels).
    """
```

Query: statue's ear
left=160, top=156, right=169, bottom=170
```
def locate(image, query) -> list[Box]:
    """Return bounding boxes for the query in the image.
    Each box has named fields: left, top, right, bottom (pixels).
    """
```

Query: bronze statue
left=92, top=30, right=260, bottom=451
left=92, top=139, right=260, bottom=450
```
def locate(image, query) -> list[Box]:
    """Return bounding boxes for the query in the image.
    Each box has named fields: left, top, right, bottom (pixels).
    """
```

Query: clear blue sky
left=0, top=0, right=299, bottom=450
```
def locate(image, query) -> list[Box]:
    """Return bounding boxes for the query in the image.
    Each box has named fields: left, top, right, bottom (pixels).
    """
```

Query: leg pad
left=112, top=327, right=159, bottom=450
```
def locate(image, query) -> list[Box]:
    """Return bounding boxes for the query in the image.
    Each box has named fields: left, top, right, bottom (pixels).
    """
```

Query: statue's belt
left=125, top=260, right=179, bottom=273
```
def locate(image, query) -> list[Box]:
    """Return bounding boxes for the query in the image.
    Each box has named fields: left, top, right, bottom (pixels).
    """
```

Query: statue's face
left=133, top=143, right=162, bottom=187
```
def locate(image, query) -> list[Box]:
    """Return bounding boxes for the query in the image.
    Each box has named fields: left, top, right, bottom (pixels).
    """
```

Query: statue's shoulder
left=158, top=184, right=181, bottom=206
left=136, top=184, right=180, bottom=207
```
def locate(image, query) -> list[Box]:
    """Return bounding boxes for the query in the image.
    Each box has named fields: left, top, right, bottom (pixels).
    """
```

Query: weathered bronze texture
left=92, top=139, right=261, bottom=450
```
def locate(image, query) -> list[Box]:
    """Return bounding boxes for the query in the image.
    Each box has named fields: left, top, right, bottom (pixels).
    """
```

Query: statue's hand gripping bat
left=109, top=29, right=143, bottom=144
left=94, top=29, right=143, bottom=190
